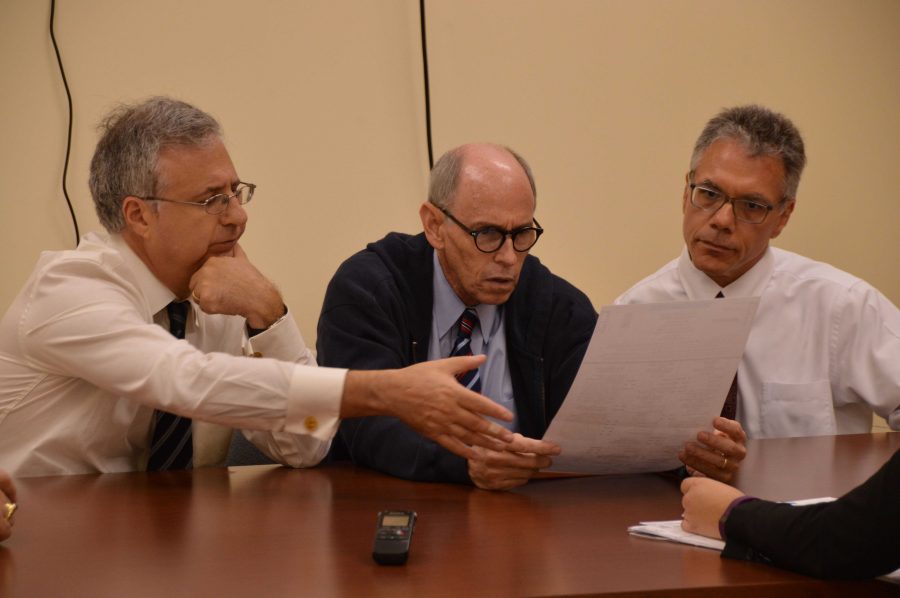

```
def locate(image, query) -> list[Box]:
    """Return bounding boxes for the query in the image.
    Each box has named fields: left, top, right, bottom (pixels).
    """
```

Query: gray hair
left=89, top=97, right=222, bottom=232
left=690, top=105, right=806, bottom=200
left=428, top=144, right=537, bottom=209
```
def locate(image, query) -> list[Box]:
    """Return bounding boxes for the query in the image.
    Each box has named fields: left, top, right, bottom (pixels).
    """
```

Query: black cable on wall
left=50, top=0, right=80, bottom=247
left=47, top=1, right=433, bottom=239
left=419, top=0, right=434, bottom=170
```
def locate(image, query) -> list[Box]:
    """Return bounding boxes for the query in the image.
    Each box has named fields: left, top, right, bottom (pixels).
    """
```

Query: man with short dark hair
left=0, top=97, right=513, bottom=477
left=319, top=143, right=744, bottom=489
left=617, top=105, right=900, bottom=443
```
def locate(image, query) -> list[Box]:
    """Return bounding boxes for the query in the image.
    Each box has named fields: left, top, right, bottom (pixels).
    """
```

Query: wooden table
left=2, top=433, right=898, bottom=597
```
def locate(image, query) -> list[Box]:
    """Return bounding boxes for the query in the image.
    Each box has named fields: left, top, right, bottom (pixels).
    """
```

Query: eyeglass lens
left=691, top=186, right=769, bottom=224
left=206, top=186, right=252, bottom=214
left=475, top=228, right=539, bottom=252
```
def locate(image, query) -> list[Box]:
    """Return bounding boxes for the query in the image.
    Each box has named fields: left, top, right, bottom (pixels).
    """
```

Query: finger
left=456, top=427, right=510, bottom=452
left=697, top=430, right=748, bottom=465
left=433, top=394, right=511, bottom=440
left=697, top=430, right=737, bottom=455
left=188, top=267, right=207, bottom=297
left=506, top=433, right=561, bottom=456
left=469, top=463, right=536, bottom=490
left=713, top=417, right=747, bottom=443
left=680, top=477, right=700, bottom=494
left=455, top=388, right=514, bottom=422
left=432, top=434, right=478, bottom=461
left=440, top=354, right=487, bottom=375
left=680, top=447, right=734, bottom=483
left=479, top=447, right=553, bottom=470
left=471, top=473, right=530, bottom=491
left=0, top=472, right=16, bottom=503
left=682, top=442, right=731, bottom=469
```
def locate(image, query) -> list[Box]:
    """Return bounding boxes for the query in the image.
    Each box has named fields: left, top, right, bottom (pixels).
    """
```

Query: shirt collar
left=108, top=232, right=178, bottom=316
left=677, top=245, right=775, bottom=299
left=432, top=252, right=499, bottom=343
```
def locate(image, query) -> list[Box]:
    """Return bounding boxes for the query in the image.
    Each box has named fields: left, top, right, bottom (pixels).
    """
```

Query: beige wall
left=2, top=0, right=898, bottom=353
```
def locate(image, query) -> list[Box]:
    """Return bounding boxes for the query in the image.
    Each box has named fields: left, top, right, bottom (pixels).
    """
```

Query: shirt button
left=304, top=416, right=319, bottom=432
left=251, top=351, right=263, bottom=358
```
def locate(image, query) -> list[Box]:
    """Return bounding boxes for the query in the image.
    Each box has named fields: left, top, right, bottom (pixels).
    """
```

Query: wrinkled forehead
left=154, top=136, right=235, bottom=194
left=451, top=152, right=535, bottom=214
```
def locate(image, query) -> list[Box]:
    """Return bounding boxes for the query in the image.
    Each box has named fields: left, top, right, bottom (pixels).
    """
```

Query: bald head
left=420, top=143, right=539, bottom=306
left=428, top=143, right=536, bottom=210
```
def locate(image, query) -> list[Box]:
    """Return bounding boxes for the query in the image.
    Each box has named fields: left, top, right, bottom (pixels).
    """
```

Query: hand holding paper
left=543, top=297, right=759, bottom=475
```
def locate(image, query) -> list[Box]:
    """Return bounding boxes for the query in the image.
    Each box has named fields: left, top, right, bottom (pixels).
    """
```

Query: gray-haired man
left=0, top=97, right=513, bottom=477
left=617, top=105, right=900, bottom=467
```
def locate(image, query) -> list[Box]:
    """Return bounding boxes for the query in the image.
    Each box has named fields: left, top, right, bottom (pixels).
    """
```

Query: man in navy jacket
left=318, top=143, right=740, bottom=489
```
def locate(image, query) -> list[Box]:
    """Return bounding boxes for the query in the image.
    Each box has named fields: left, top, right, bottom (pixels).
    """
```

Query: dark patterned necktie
left=450, top=308, right=481, bottom=393
left=716, top=291, right=739, bottom=420
left=147, top=301, right=193, bottom=470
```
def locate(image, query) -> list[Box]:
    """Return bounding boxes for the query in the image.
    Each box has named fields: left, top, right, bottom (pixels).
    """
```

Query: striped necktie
left=450, top=308, right=481, bottom=393
left=716, top=291, right=738, bottom=420
left=147, top=301, right=193, bottom=470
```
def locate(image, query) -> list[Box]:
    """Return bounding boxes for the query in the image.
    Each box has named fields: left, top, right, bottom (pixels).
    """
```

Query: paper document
left=628, top=520, right=725, bottom=550
left=627, top=497, right=900, bottom=583
left=544, top=297, right=759, bottom=474
left=627, top=497, right=837, bottom=551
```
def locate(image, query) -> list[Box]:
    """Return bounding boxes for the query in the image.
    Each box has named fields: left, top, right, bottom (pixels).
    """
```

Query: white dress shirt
left=616, top=247, right=900, bottom=438
left=0, top=232, right=345, bottom=477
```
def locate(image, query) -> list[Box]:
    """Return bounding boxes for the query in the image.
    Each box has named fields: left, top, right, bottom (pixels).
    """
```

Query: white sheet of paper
left=626, top=497, right=900, bottom=584
left=628, top=520, right=725, bottom=550
left=543, top=297, right=759, bottom=474
left=627, top=497, right=838, bottom=552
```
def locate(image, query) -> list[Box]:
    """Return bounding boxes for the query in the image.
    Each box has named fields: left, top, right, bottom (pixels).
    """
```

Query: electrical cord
left=418, top=0, right=434, bottom=170
left=50, top=0, right=80, bottom=247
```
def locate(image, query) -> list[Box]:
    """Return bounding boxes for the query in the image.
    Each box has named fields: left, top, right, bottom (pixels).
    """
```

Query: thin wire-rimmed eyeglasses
left=139, top=182, right=256, bottom=215
left=440, top=207, right=543, bottom=253
left=688, top=183, right=785, bottom=224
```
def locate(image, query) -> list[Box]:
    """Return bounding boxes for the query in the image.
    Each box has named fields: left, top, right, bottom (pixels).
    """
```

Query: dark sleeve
left=722, top=450, right=900, bottom=579
left=316, top=265, right=470, bottom=484
left=543, top=278, right=598, bottom=425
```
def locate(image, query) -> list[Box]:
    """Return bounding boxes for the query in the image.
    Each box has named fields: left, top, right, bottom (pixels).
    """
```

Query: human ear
left=682, top=172, right=692, bottom=214
left=770, top=200, right=795, bottom=239
left=121, top=196, right=155, bottom=238
left=420, top=202, right=446, bottom=250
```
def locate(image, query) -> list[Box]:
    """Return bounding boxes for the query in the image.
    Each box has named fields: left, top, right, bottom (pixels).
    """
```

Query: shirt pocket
left=760, top=380, right=835, bottom=438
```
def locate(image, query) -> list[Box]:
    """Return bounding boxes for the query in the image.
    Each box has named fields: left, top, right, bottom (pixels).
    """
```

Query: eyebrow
left=697, top=179, right=772, bottom=205
left=191, top=180, right=240, bottom=201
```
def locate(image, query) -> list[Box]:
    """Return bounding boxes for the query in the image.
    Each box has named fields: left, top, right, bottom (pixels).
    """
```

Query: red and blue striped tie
left=450, top=308, right=481, bottom=393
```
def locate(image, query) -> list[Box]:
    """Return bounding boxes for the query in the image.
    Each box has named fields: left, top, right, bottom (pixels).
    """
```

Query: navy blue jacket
left=316, top=232, right=597, bottom=483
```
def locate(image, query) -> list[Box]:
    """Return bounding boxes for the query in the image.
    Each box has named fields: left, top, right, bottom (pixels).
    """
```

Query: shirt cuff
left=247, top=305, right=288, bottom=338
left=284, top=365, right=346, bottom=441
left=719, top=495, right=758, bottom=540
left=246, top=310, right=314, bottom=363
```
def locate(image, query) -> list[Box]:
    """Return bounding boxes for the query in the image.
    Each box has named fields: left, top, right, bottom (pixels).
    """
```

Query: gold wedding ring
left=3, top=502, right=15, bottom=521
left=721, top=457, right=728, bottom=470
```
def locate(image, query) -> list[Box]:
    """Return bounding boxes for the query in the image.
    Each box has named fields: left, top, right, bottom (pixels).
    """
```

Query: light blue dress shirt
left=428, top=253, right=518, bottom=431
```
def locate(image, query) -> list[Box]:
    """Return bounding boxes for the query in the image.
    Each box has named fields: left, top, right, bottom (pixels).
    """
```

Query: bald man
left=317, top=144, right=593, bottom=490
